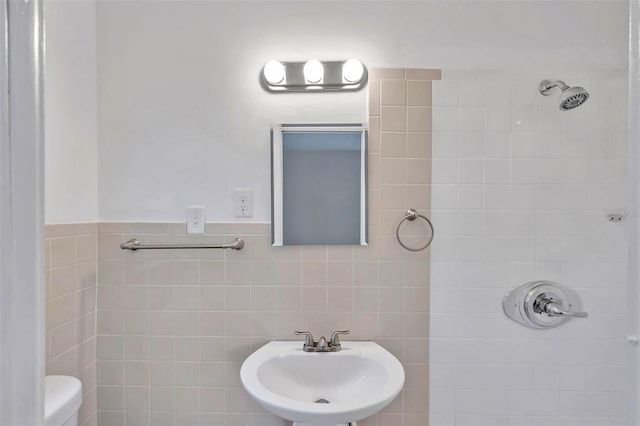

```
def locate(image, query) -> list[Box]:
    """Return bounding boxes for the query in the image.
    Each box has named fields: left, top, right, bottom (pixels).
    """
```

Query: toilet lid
left=45, top=376, right=83, bottom=426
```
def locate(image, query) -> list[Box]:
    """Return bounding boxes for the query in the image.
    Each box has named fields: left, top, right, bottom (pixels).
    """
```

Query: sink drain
left=315, top=398, right=330, bottom=404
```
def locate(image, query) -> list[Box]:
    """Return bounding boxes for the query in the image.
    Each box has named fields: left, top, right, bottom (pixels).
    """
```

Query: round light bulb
left=342, top=59, right=364, bottom=83
left=303, top=59, right=324, bottom=83
left=263, top=60, right=285, bottom=84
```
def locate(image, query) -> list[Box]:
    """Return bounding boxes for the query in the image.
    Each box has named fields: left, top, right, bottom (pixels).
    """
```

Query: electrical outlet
left=186, top=206, right=205, bottom=234
left=234, top=188, right=253, bottom=217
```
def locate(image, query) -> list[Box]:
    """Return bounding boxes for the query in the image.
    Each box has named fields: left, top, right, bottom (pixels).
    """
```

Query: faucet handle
left=536, top=298, right=588, bottom=318
left=294, top=331, right=315, bottom=348
left=329, top=330, right=350, bottom=347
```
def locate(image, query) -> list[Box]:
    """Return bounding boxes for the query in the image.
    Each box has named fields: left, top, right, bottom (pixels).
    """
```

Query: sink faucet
left=294, top=330, right=349, bottom=352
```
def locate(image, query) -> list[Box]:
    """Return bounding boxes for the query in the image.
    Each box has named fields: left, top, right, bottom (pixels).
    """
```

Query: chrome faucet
left=294, top=330, right=350, bottom=352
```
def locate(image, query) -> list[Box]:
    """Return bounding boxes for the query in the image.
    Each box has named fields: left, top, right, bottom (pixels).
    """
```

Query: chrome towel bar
left=120, top=238, right=244, bottom=251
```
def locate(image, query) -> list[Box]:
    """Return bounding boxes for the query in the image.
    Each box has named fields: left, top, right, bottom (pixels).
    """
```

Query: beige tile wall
left=46, top=223, right=98, bottom=426
left=96, top=68, right=438, bottom=426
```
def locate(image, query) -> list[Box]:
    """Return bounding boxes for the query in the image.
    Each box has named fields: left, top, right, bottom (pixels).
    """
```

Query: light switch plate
left=186, top=206, right=205, bottom=234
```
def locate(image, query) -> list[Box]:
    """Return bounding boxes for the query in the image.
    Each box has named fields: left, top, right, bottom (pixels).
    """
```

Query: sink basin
left=240, top=341, right=404, bottom=426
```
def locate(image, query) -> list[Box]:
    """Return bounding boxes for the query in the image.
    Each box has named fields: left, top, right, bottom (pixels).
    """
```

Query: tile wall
left=46, top=224, right=99, bottom=426
left=47, top=68, right=630, bottom=426
left=428, top=70, right=630, bottom=426
left=94, top=68, right=438, bottom=426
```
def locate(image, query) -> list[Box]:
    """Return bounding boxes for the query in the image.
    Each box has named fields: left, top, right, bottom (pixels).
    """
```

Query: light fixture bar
left=261, top=60, right=368, bottom=93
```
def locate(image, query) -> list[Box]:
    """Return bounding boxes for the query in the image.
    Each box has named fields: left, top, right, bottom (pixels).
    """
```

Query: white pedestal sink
left=240, top=341, right=405, bottom=426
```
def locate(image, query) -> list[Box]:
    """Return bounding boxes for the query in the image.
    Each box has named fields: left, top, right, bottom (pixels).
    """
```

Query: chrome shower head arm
left=539, top=79, right=569, bottom=96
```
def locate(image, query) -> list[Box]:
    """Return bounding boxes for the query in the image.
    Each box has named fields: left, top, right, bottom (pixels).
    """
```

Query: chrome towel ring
left=396, top=209, right=434, bottom=252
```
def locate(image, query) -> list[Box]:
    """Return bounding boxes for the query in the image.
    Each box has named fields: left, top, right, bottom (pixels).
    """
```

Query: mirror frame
left=271, top=123, right=368, bottom=246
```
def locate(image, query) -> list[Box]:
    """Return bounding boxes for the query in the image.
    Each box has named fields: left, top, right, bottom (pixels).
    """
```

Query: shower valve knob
left=503, top=281, right=587, bottom=329
left=534, top=297, right=588, bottom=318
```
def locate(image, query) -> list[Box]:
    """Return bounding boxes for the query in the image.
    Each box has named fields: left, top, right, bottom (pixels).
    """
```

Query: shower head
left=538, top=79, right=590, bottom=111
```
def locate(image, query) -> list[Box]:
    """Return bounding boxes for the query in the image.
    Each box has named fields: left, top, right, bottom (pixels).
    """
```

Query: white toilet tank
left=45, top=376, right=83, bottom=426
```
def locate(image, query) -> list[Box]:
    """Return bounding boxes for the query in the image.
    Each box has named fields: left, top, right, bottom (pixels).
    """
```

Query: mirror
left=271, top=124, right=368, bottom=246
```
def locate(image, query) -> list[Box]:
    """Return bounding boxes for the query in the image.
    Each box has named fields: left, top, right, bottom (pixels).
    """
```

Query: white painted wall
left=44, top=0, right=98, bottom=224
left=94, top=1, right=628, bottom=222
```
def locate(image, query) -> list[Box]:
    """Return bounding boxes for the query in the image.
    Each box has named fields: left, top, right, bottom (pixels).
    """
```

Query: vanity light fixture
left=263, top=60, right=286, bottom=84
left=303, top=59, right=324, bottom=83
left=260, top=59, right=368, bottom=93
left=342, top=59, right=364, bottom=83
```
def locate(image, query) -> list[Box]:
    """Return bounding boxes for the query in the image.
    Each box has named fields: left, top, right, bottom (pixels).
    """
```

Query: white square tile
left=431, top=185, right=458, bottom=210
left=484, top=184, right=536, bottom=210
left=459, top=107, right=485, bottom=132
left=429, top=236, right=458, bottom=262
left=510, top=106, right=538, bottom=132
left=563, top=131, right=590, bottom=158
left=459, top=133, right=484, bottom=158
left=432, top=133, right=459, bottom=158
left=563, top=159, right=588, bottom=183
left=484, top=133, right=511, bottom=158
left=536, top=159, right=563, bottom=184
left=485, top=106, right=511, bottom=132
left=431, top=211, right=457, bottom=236
left=484, top=159, right=510, bottom=184
left=537, top=106, right=564, bottom=132
left=510, top=78, right=539, bottom=106
left=459, top=159, right=484, bottom=184
left=458, top=80, right=485, bottom=106
left=432, top=159, right=459, bottom=184
left=456, top=212, right=484, bottom=236
left=537, top=132, right=563, bottom=158
left=433, top=107, right=459, bottom=132
left=428, top=390, right=455, bottom=415
left=429, top=261, right=458, bottom=287
left=457, top=185, right=484, bottom=210
left=429, top=364, right=456, bottom=389
left=511, top=132, right=537, bottom=157
left=510, top=159, right=538, bottom=184
left=433, top=81, right=459, bottom=106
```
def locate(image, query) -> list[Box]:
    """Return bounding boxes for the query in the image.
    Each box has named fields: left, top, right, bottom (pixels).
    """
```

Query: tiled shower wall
left=45, top=224, right=98, bottom=426
left=428, top=70, right=629, bottom=425
left=95, top=68, right=437, bottom=426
